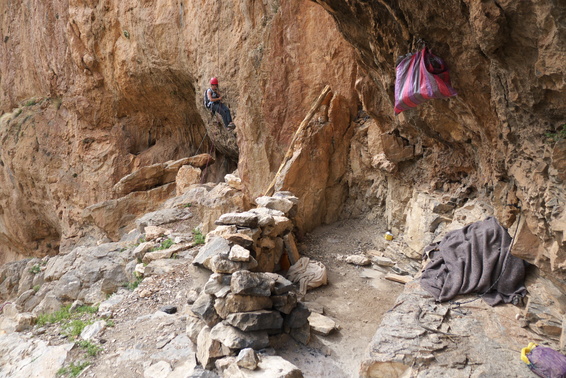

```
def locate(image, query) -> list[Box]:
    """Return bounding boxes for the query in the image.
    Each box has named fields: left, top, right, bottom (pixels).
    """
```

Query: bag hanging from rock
left=394, top=47, right=457, bottom=115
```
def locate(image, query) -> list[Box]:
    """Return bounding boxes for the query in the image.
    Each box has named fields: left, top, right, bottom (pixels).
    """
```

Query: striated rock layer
left=0, top=0, right=565, bottom=297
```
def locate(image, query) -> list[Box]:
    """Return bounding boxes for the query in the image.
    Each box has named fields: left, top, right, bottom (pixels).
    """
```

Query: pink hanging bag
left=394, top=47, right=457, bottom=114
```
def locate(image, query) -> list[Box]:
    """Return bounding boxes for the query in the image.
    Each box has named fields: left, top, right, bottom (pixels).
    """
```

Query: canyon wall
left=0, top=0, right=565, bottom=291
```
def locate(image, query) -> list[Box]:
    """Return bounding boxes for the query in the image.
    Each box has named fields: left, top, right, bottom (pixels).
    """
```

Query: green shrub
left=33, top=285, right=41, bottom=292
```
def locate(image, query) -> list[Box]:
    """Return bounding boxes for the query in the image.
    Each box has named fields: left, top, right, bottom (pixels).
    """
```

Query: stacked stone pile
left=187, top=191, right=311, bottom=373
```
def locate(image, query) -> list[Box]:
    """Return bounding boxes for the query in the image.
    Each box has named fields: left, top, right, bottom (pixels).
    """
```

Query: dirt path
left=275, top=218, right=406, bottom=377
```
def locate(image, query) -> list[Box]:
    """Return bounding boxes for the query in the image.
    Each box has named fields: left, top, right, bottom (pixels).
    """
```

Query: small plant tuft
left=63, top=319, right=92, bottom=339
left=33, top=284, right=41, bottom=293
left=192, top=228, right=205, bottom=245
left=183, top=203, right=192, bottom=208
left=149, top=238, right=174, bottom=252
left=29, top=264, right=41, bottom=275
left=57, top=361, right=90, bottom=377
left=74, top=305, right=98, bottom=314
left=77, top=340, right=103, bottom=357
left=36, top=305, right=72, bottom=326
left=124, top=276, right=143, bottom=291
left=546, top=124, right=566, bottom=143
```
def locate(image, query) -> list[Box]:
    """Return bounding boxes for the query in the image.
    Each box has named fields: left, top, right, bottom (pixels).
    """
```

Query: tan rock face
left=316, top=0, right=566, bottom=280
left=0, top=0, right=565, bottom=291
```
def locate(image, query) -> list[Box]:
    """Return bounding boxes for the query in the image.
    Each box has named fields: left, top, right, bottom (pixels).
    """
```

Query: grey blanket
left=420, top=216, right=527, bottom=306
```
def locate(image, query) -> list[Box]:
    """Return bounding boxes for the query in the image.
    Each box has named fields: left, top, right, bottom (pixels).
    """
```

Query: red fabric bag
left=394, top=47, right=457, bottom=114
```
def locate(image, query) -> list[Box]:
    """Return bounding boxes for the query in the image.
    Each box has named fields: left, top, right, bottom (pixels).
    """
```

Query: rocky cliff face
left=0, top=1, right=565, bottom=293
left=313, top=0, right=566, bottom=283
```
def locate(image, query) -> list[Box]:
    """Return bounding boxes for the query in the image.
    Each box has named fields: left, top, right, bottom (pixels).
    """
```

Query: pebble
left=160, top=305, right=177, bottom=314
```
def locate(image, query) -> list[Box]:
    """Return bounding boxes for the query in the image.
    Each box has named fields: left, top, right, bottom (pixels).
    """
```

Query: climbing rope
left=200, top=136, right=215, bottom=184
left=449, top=204, right=523, bottom=314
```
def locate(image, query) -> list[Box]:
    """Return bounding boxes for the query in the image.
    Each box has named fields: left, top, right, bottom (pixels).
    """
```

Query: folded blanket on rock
left=420, top=216, right=527, bottom=306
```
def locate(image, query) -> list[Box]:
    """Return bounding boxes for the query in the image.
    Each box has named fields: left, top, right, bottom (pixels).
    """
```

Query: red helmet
left=210, top=77, right=218, bottom=85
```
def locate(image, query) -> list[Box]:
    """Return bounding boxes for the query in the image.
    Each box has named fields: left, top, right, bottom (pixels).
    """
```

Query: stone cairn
left=186, top=191, right=310, bottom=372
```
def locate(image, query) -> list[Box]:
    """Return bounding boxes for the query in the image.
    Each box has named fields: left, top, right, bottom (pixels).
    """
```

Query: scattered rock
left=145, top=226, right=170, bottom=241
left=308, top=312, right=337, bottom=335
left=384, top=273, right=413, bottom=284
left=144, top=360, right=172, bottom=378
left=160, top=305, right=177, bottom=314
left=344, top=255, right=371, bottom=266
left=371, top=256, right=395, bottom=267
left=80, top=320, right=106, bottom=340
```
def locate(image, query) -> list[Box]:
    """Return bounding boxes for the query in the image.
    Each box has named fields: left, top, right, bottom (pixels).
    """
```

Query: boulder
left=206, top=226, right=238, bottom=243
left=344, top=255, right=371, bottom=266
left=216, top=355, right=302, bottom=378
left=255, top=196, right=295, bottom=214
left=80, top=320, right=106, bottom=340
left=225, top=173, right=243, bottom=190
left=176, top=166, right=202, bottom=195
left=272, top=292, right=298, bottom=315
left=144, top=361, right=172, bottom=378
left=135, top=208, right=194, bottom=232
left=186, top=314, right=206, bottom=344
left=284, top=302, right=311, bottom=329
left=143, top=259, right=187, bottom=277
left=283, top=234, right=301, bottom=265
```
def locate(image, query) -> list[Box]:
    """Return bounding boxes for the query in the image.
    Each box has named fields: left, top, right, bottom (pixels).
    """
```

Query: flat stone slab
left=360, top=281, right=538, bottom=377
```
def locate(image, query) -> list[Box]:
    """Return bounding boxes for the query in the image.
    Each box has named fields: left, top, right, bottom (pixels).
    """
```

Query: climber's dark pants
left=211, top=102, right=232, bottom=127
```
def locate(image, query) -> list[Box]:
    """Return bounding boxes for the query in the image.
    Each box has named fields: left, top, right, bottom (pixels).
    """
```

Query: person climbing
left=205, top=77, right=235, bottom=129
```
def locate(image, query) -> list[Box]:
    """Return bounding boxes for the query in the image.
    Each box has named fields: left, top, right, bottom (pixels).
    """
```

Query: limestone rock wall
left=0, top=0, right=358, bottom=261
left=314, top=0, right=566, bottom=281
left=0, top=0, right=565, bottom=291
